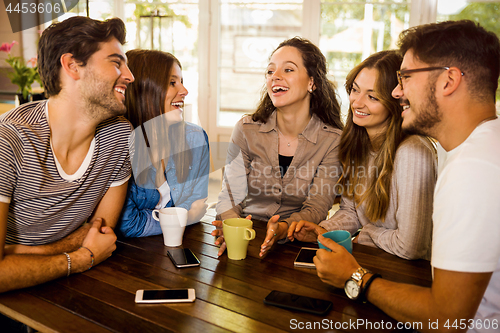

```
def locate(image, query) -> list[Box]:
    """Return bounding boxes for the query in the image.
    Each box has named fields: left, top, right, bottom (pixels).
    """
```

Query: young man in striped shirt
left=0, top=16, right=134, bottom=293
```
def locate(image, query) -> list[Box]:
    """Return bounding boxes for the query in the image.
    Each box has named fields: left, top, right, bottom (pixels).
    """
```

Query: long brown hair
left=252, top=37, right=343, bottom=130
left=125, top=49, right=191, bottom=184
left=339, top=50, right=406, bottom=221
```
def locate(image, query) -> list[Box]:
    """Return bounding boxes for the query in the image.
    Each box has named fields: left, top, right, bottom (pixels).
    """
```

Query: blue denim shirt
left=118, top=123, right=210, bottom=237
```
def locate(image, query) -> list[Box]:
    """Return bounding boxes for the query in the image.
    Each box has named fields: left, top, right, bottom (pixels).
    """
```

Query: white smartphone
left=135, top=289, right=196, bottom=303
left=293, top=247, right=318, bottom=268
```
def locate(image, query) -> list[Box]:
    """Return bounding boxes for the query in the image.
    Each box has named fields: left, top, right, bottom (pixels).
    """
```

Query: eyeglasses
left=396, top=66, right=464, bottom=89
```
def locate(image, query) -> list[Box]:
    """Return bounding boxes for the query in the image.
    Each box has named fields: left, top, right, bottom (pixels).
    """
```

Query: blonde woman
left=289, top=50, right=436, bottom=260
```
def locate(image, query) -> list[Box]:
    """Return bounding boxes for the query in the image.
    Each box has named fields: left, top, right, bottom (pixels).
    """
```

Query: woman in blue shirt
left=118, top=49, right=210, bottom=238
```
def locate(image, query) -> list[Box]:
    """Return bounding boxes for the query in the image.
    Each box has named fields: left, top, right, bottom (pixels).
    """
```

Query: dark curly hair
left=252, top=37, right=343, bottom=130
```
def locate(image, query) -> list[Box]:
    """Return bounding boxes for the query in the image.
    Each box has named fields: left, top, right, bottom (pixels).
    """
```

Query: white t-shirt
left=432, top=117, right=500, bottom=332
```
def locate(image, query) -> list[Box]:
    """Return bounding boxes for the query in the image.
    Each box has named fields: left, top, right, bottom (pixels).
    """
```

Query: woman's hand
left=211, top=215, right=252, bottom=257
left=187, top=198, right=208, bottom=224
left=287, top=220, right=327, bottom=243
left=259, top=215, right=287, bottom=257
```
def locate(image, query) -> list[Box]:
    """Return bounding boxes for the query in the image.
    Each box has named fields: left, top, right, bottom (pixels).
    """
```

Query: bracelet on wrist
left=360, top=273, right=382, bottom=303
left=80, top=246, right=95, bottom=270
left=63, top=252, right=71, bottom=277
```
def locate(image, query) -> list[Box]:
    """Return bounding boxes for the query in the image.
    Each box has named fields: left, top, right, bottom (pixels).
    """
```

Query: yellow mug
left=223, top=218, right=256, bottom=260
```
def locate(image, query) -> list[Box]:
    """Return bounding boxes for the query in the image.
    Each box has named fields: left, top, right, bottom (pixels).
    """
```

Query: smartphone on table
left=263, top=290, right=332, bottom=315
left=293, top=247, right=318, bottom=268
left=135, top=289, right=196, bottom=303
left=167, top=248, right=200, bottom=268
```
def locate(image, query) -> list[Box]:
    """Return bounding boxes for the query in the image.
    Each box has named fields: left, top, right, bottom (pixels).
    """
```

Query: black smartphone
left=263, top=290, right=332, bottom=315
left=167, top=248, right=200, bottom=268
left=293, top=247, right=318, bottom=268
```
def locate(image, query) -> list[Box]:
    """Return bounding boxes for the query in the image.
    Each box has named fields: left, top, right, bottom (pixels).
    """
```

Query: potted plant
left=1, top=41, right=43, bottom=105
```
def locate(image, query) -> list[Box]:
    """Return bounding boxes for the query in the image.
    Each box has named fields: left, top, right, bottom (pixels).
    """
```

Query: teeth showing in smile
left=272, top=86, right=289, bottom=93
left=171, top=101, right=184, bottom=109
left=355, top=110, right=369, bottom=116
left=403, top=105, right=410, bottom=110
left=115, top=87, right=125, bottom=96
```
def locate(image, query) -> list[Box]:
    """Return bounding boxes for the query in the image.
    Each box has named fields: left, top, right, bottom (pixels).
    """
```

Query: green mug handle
left=244, top=228, right=256, bottom=241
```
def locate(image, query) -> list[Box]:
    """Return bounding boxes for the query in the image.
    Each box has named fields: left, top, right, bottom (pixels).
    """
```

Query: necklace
left=277, top=127, right=298, bottom=147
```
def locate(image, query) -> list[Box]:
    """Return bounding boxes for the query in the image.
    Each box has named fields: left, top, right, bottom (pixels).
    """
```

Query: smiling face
left=266, top=46, right=314, bottom=113
left=163, top=63, right=188, bottom=123
left=392, top=49, right=442, bottom=136
left=79, top=38, right=134, bottom=120
left=350, top=68, right=390, bottom=139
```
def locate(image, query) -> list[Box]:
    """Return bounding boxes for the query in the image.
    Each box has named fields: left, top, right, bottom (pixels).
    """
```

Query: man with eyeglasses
left=313, top=20, right=500, bottom=332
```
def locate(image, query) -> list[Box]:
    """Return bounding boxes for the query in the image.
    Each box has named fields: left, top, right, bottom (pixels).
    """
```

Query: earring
left=308, top=88, right=313, bottom=93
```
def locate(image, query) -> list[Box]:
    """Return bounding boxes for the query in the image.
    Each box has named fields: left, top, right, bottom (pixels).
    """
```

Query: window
left=123, top=1, right=201, bottom=123
left=61, top=0, right=115, bottom=21
left=320, top=0, right=411, bottom=118
left=217, top=0, right=303, bottom=127
left=42, top=0, right=500, bottom=127
left=436, top=0, right=500, bottom=107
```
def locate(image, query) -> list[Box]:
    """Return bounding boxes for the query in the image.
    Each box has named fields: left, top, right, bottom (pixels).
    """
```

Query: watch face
left=345, top=280, right=360, bottom=299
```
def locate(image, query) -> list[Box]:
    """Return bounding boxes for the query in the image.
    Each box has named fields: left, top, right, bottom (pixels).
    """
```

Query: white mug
left=152, top=207, right=188, bottom=247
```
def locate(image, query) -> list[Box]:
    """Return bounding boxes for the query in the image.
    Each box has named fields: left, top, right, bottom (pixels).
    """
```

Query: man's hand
left=287, top=220, right=327, bottom=243
left=4, top=222, right=92, bottom=255
left=313, top=234, right=360, bottom=288
left=73, top=217, right=117, bottom=273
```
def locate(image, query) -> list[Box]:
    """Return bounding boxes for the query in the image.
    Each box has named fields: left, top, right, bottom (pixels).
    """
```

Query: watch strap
left=360, top=273, right=381, bottom=303
left=352, top=267, right=371, bottom=284
left=345, top=267, right=371, bottom=300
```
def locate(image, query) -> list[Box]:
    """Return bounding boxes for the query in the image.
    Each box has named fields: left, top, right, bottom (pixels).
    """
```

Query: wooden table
left=0, top=211, right=432, bottom=332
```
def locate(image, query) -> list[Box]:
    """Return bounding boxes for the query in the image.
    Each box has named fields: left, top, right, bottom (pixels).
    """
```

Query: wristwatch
left=344, top=267, right=371, bottom=300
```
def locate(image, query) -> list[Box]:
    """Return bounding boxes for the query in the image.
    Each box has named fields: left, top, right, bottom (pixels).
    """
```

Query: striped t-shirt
left=0, top=100, right=132, bottom=245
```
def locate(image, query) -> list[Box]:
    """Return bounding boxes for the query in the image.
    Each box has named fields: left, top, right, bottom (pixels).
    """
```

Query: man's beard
left=81, top=68, right=126, bottom=121
left=403, top=83, right=442, bottom=137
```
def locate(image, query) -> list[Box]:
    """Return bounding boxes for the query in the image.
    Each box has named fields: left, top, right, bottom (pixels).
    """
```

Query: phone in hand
left=293, top=247, right=318, bottom=268
left=135, top=289, right=196, bottom=303
left=263, top=290, right=332, bottom=315
left=167, top=248, right=200, bottom=268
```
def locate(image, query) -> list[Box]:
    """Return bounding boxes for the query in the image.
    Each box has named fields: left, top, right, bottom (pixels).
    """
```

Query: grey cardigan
left=319, top=135, right=437, bottom=260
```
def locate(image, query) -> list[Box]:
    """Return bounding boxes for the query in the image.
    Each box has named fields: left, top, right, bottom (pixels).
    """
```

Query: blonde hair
left=338, top=50, right=405, bottom=222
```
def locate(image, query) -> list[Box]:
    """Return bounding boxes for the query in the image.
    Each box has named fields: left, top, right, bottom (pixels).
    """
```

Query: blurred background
left=1, top=0, right=499, bottom=201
